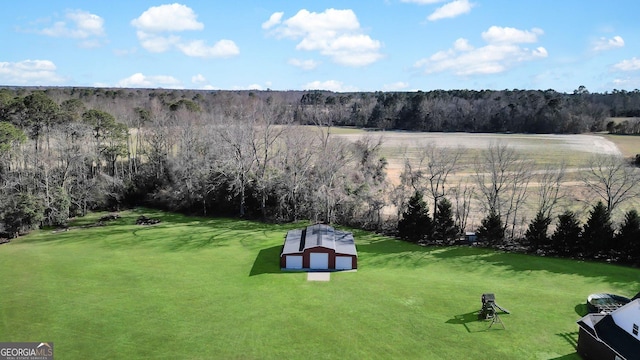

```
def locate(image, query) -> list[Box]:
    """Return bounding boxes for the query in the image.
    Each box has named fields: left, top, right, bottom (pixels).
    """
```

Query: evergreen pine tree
left=525, top=210, right=551, bottom=251
left=476, top=211, right=504, bottom=245
left=582, top=201, right=614, bottom=257
left=398, top=191, right=432, bottom=243
left=551, top=210, right=582, bottom=256
left=617, top=209, right=640, bottom=263
left=433, top=198, right=459, bottom=243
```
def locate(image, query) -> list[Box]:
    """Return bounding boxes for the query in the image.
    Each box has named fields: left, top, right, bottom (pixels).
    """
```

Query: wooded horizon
left=1, top=85, right=640, bottom=265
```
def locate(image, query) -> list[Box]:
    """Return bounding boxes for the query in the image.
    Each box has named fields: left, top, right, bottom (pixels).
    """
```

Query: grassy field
left=2, top=209, right=639, bottom=359
left=603, top=134, right=640, bottom=157
left=326, top=127, right=640, bottom=225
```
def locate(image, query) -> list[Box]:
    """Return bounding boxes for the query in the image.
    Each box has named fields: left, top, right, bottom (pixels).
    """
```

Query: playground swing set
left=478, top=293, right=510, bottom=329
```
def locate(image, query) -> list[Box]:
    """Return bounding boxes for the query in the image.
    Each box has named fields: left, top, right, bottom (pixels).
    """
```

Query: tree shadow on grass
left=356, top=238, right=495, bottom=269
left=356, top=238, right=425, bottom=253
left=159, top=229, right=233, bottom=251
left=357, top=238, right=494, bottom=258
left=557, top=331, right=579, bottom=351
left=249, top=245, right=283, bottom=276
left=355, top=237, right=436, bottom=255
left=574, top=303, right=588, bottom=317
left=445, top=311, right=479, bottom=333
left=549, top=354, right=580, bottom=360
left=428, top=247, right=640, bottom=288
left=16, top=208, right=296, bottom=253
left=355, top=241, right=436, bottom=268
left=552, top=332, right=581, bottom=360
left=20, top=221, right=236, bottom=251
left=445, top=310, right=505, bottom=333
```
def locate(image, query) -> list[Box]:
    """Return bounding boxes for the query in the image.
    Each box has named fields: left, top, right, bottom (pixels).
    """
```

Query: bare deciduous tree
left=173, top=110, right=211, bottom=212
left=580, top=154, right=640, bottom=213
left=451, top=179, right=474, bottom=235
left=474, top=142, right=532, bottom=239
left=275, top=130, right=316, bottom=221
left=142, top=99, right=176, bottom=179
left=351, top=135, right=388, bottom=228
left=250, top=98, right=290, bottom=219
left=396, top=143, right=465, bottom=218
left=422, top=144, right=465, bottom=217
left=314, top=139, right=351, bottom=224
left=216, top=108, right=257, bottom=217
left=390, top=147, right=416, bottom=221
left=535, top=162, right=566, bottom=220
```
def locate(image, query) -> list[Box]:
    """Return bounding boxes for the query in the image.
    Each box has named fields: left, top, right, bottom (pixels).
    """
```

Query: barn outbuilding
left=280, top=224, right=357, bottom=271
left=576, top=297, right=640, bottom=360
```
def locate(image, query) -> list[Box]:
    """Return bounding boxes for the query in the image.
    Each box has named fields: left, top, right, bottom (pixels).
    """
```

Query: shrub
left=476, top=211, right=504, bottom=245
left=551, top=211, right=582, bottom=256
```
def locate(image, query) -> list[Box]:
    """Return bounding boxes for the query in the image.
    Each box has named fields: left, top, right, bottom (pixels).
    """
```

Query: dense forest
left=1, top=86, right=640, bottom=265
left=3, top=85, right=640, bottom=134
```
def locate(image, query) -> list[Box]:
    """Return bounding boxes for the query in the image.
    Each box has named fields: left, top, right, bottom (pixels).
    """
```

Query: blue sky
left=1, top=0, right=639, bottom=92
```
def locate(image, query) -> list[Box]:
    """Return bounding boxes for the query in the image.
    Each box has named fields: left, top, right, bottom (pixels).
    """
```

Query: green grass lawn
left=2, top=209, right=639, bottom=359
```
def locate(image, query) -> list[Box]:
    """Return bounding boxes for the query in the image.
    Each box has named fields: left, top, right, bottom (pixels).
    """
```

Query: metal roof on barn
left=282, top=224, right=356, bottom=255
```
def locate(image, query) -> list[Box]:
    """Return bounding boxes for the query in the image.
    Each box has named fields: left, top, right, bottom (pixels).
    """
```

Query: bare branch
left=581, top=154, right=640, bottom=213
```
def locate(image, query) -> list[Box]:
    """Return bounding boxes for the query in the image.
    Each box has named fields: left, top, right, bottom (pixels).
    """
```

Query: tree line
left=0, top=89, right=390, bottom=233
left=296, top=86, right=640, bottom=134
left=394, top=142, right=640, bottom=266
left=1, top=87, right=640, bottom=266
left=3, top=85, right=640, bottom=134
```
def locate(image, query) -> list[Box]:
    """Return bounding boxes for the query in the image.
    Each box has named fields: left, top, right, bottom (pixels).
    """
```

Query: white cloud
left=136, top=32, right=180, bottom=53
left=0, top=59, right=65, bottom=85
left=176, top=39, right=239, bottom=58
left=533, top=47, right=548, bottom=57
left=191, top=74, right=207, bottom=84
left=37, top=9, right=106, bottom=47
left=116, top=73, right=183, bottom=88
left=611, top=77, right=640, bottom=89
left=77, top=39, right=104, bottom=49
left=113, top=47, right=138, bottom=56
left=40, top=10, right=105, bottom=38
left=67, top=10, right=105, bottom=36
left=415, top=26, right=548, bottom=76
left=288, top=58, right=320, bottom=70
left=482, top=26, right=543, bottom=44
left=593, top=35, right=625, bottom=52
left=401, top=0, right=446, bottom=4
left=231, top=84, right=265, bottom=90
left=131, top=4, right=239, bottom=58
left=453, top=38, right=473, bottom=51
left=303, top=80, right=358, bottom=92
left=427, top=0, right=474, bottom=21
left=262, top=12, right=283, bottom=30
left=266, top=9, right=383, bottom=67
left=383, top=81, right=410, bottom=91
left=130, top=4, right=203, bottom=32
left=277, top=9, right=359, bottom=38
left=613, top=57, right=640, bottom=71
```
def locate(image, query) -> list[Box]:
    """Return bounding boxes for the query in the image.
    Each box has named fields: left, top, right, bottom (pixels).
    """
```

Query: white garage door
left=335, top=256, right=353, bottom=270
left=286, top=255, right=303, bottom=269
left=309, top=253, right=329, bottom=269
